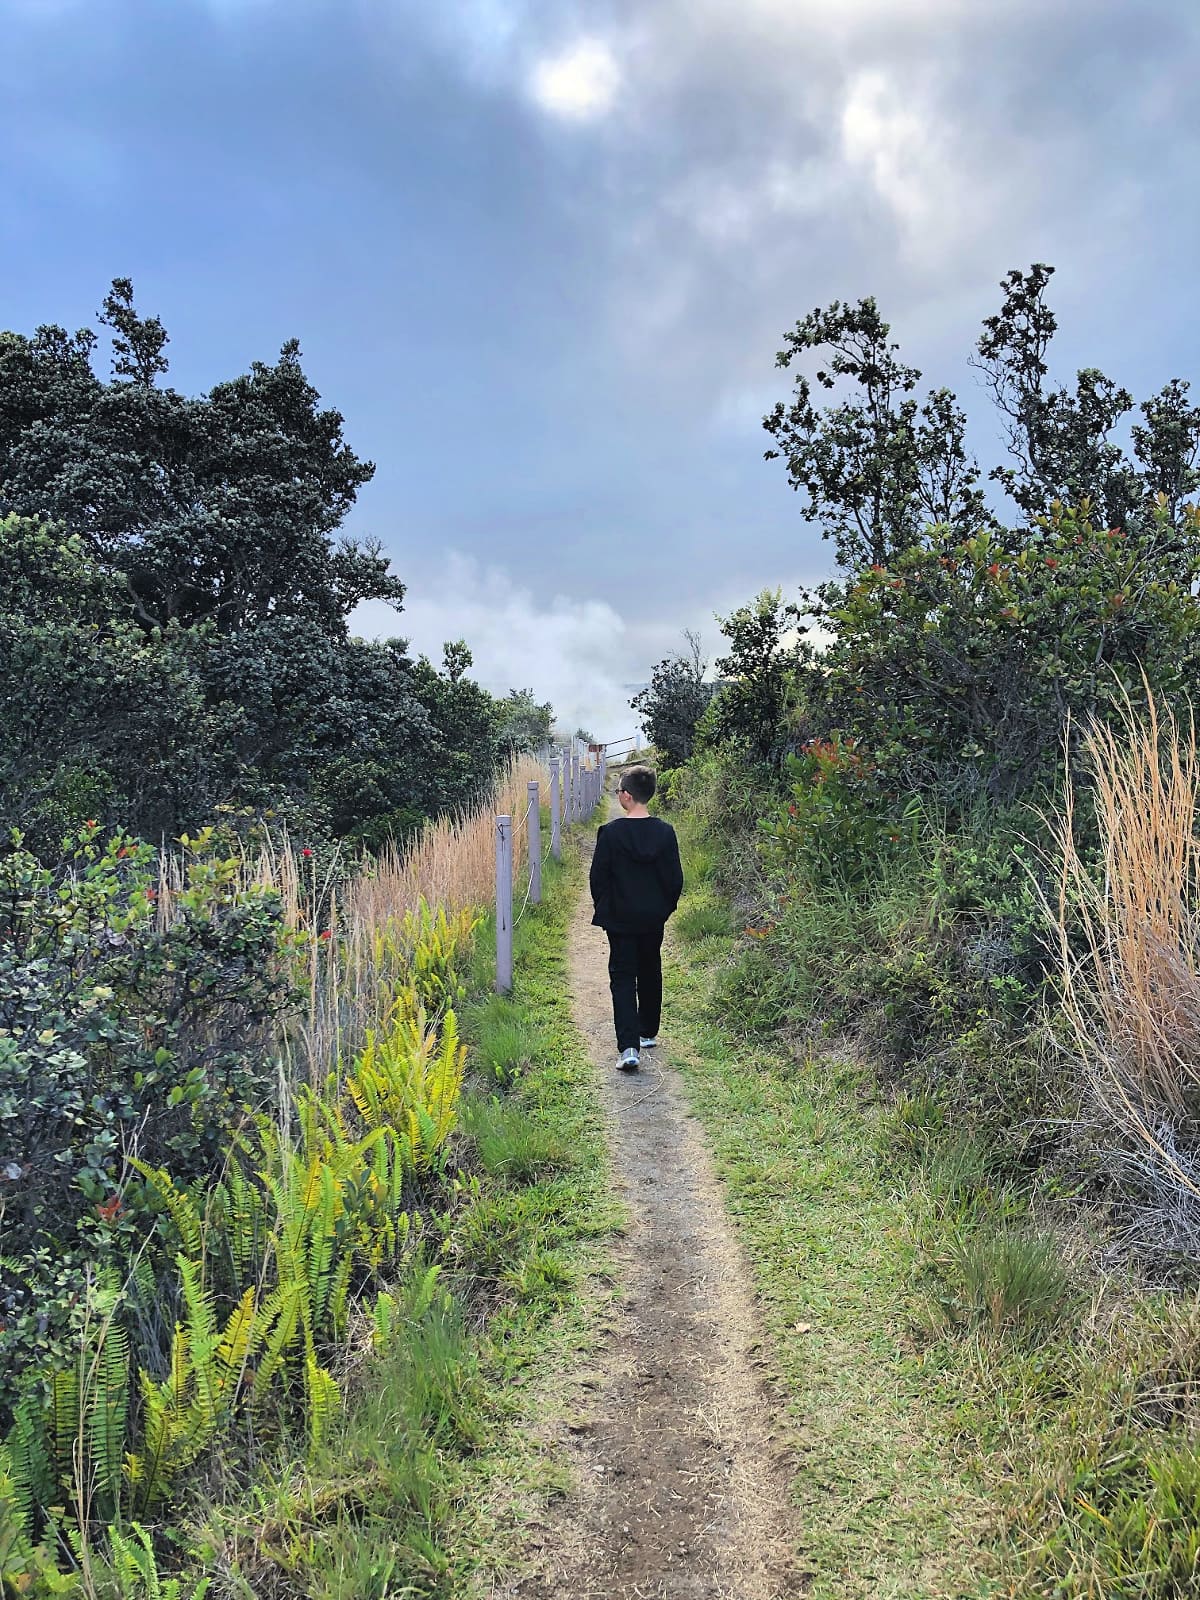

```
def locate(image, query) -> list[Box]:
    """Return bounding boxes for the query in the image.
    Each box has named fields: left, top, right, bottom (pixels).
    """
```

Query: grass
left=1050, top=688, right=1200, bottom=1238
left=176, top=833, right=620, bottom=1600
left=663, top=941, right=997, bottom=1596
left=665, top=802, right=1200, bottom=1598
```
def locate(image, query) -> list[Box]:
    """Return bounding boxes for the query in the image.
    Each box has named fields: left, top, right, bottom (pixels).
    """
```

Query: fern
left=107, top=1521, right=211, bottom=1600
left=87, top=1316, right=129, bottom=1522
left=132, top=1162, right=203, bottom=1260
left=126, top=1265, right=266, bottom=1514
left=304, top=1359, right=340, bottom=1455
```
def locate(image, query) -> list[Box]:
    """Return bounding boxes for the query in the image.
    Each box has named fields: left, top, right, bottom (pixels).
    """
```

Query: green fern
left=106, top=1521, right=211, bottom=1600
left=125, top=1267, right=263, bottom=1515
left=87, top=1316, right=129, bottom=1523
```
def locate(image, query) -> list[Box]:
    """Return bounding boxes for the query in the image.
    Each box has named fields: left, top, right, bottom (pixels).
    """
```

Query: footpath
left=500, top=807, right=800, bottom=1600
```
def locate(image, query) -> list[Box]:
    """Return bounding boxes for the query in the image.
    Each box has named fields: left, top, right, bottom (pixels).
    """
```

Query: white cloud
left=352, top=552, right=638, bottom=741
left=839, top=69, right=957, bottom=257
left=529, top=37, right=621, bottom=121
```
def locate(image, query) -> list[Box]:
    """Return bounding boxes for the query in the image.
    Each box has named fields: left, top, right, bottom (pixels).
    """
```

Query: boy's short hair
left=620, top=765, right=656, bottom=804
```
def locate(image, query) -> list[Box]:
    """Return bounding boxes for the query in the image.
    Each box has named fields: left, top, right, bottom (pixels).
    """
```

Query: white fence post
left=495, top=814, right=513, bottom=994
left=549, top=754, right=561, bottom=860
left=527, top=780, right=541, bottom=905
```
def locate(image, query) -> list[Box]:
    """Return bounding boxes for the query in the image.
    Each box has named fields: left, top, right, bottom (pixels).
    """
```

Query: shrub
left=0, top=824, right=293, bottom=1413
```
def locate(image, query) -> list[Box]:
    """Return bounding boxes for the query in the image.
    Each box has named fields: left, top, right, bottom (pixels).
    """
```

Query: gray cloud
left=4, top=0, right=1199, bottom=727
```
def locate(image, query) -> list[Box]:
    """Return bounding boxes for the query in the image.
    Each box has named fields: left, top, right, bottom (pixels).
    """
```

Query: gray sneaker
left=617, top=1047, right=641, bottom=1072
left=639, top=1036, right=658, bottom=1049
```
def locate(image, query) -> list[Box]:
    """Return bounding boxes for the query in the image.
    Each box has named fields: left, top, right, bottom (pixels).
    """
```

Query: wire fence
left=494, top=740, right=607, bottom=993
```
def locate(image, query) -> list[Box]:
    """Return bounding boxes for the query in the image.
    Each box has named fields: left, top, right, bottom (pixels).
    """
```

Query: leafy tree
left=764, top=266, right=1200, bottom=574
left=0, top=515, right=219, bottom=846
left=763, top=297, right=990, bottom=569
left=971, top=264, right=1200, bottom=536
left=0, top=286, right=531, bottom=847
left=804, top=498, right=1200, bottom=800
left=704, top=591, right=806, bottom=769
left=498, top=688, right=554, bottom=754
left=0, top=280, right=401, bottom=635
left=405, top=643, right=505, bottom=821
left=630, top=630, right=714, bottom=770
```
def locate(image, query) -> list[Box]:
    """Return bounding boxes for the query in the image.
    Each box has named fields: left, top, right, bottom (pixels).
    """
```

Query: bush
left=0, top=824, right=293, bottom=1413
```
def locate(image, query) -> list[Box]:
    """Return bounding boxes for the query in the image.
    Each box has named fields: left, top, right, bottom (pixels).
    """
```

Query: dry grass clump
left=351, top=754, right=546, bottom=935
left=151, top=754, right=551, bottom=1084
left=1049, top=689, right=1200, bottom=1242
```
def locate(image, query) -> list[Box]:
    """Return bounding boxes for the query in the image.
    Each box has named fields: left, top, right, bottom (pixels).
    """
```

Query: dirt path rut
left=502, top=820, right=799, bottom=1599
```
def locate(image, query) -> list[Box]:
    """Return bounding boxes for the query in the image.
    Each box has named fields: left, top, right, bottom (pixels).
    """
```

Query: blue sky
left=3, top=0, right=1199, bottom=735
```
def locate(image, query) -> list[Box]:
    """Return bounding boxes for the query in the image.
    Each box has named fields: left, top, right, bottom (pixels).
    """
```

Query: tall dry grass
left=150, top=754, right=552, bottom=1083
left=1049, top=689, right=1200, bottom=1223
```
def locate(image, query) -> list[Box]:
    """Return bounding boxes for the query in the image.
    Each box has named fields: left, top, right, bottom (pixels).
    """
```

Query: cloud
left=838, top=69, right=967, bottom=264
left=529, top=37, right=620, bottom=121
left=352, top=553, right=638, bottom=742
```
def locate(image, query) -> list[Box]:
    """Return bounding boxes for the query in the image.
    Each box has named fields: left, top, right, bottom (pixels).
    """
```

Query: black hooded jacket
left=589, top=816, right=684, bottom=933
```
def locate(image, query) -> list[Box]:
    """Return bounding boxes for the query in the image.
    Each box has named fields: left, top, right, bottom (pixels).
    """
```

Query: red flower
left=1045, top=557, right=1058, bottom=569
left=146, top=888, right=157, bottom=902
left=97, top=1195, right=123, bottom=1223
left=301, top=847, right=313, bottom=859
left=319, top=928, right=333, bottom=940
left=986, top=563, right=1001, bottom=580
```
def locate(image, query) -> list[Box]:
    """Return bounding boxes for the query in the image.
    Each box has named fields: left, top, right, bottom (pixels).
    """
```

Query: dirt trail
left=502, top=814, right=799, bottom=1600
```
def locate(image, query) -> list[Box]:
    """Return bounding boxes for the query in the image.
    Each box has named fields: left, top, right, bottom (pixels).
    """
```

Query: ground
left=499, top=812, right=802, bottom=1600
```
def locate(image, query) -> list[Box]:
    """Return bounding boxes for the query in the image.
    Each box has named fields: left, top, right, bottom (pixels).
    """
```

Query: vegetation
left=650, top=263, right=1200, bottom=1591
left=0, top=281, right=604, bottom=1597
left=0, top=283, right=549, bottom=853
left=0, top=767, right=612, bottom=1596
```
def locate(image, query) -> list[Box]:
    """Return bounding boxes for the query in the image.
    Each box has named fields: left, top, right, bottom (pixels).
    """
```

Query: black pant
left=606, top=924, right=665, bottom=1052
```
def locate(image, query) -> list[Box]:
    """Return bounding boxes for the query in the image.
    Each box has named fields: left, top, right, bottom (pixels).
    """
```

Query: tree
left=630, top=630, right=714, bottom=770
left=0, top=280, right=402, bottom=634
left=763, top=297, right=990, bottom=570
left=498, top=688, right=554, bottom=754
left=765, top=267, right=1200, bottom=574
left=705, top=592, right=806, bottom=769
left=0, top=284, right=541, bottom=848
left=0, top=514, right=218, bottom=847
left=803, top=499, right=1200, bottom=800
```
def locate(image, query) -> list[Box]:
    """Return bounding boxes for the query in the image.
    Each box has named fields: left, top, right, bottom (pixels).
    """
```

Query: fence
left=494, top=739, right=607, bottom=993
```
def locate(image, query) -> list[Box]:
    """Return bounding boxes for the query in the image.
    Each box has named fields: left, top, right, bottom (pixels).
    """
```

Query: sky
left=3, top=0, right=1199, bottom=737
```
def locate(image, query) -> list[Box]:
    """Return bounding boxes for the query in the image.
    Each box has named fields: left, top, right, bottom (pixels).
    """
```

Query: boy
left=589, top=765, right=684, bottom=1072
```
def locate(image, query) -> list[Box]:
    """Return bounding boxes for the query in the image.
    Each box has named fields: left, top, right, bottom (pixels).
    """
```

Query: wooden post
left=527, top=780, right=541, bottom=905
left=549, top=755, right=561, bottom=860
left=495, top=814, right=513, bottom=994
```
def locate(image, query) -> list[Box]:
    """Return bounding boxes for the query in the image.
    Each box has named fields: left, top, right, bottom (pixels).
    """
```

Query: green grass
left=663, top=830, right=1002, bottom=1597
left=177, top=836, right=621, bottom=1600
left=664, top=808, right=1200, bottom=1599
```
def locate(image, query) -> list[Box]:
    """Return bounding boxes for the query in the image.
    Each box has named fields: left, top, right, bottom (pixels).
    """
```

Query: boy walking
left=589, top=765, right=684, bottom=1072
